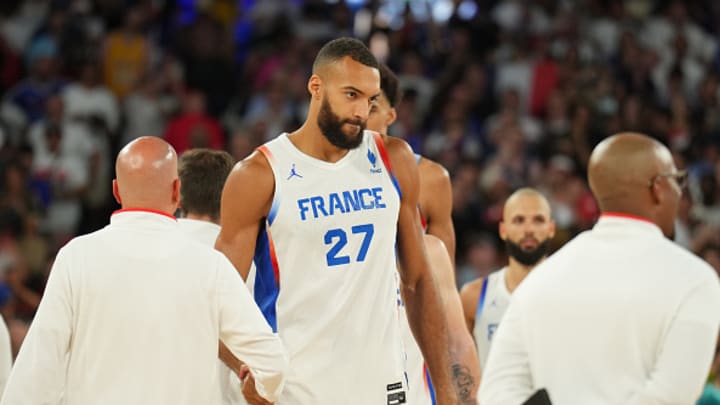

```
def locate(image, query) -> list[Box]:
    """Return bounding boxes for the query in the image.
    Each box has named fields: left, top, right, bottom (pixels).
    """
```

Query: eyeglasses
left=648, top=170, right=688, bottom=189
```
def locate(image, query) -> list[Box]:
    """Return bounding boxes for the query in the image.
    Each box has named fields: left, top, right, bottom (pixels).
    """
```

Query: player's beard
left=317, top=97, right=365, bottom=149
left=504, top=238, right=551, bottom=266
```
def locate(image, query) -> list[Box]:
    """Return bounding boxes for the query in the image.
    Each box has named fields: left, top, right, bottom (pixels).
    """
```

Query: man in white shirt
left=177, top=148, right=248, bottom=405
left=479, top=132, right=720, bottom=404
left=0, top=137, right=287, bottom=405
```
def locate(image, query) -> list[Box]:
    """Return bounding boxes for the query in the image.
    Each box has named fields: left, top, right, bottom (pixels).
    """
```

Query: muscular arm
left=386, top=137, right=457, bottom=404
left=425, top=234, right=480, bottom=404
left=214, top=151, right=274, bottom=377
left=418, top=158, right=456, bottom=263
left=215, top=151, right=274, bottom=280
left=459, top=279, right=482, bottom=337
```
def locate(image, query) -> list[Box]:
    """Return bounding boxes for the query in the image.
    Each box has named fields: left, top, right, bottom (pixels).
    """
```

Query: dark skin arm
left=418, top=157, right=456, bottom=263
left=214, top=151, right=275, bottom=402
left=386, top=137, right=457, bottom=404
left=424, top=235, right=480, bottom=404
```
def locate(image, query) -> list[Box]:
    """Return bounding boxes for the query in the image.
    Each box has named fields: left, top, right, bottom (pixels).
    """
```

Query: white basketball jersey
left=473, top=267, right=511, bottom=371
left=255, top=131, right=407, bottom=404
left=397, top=286, right=434, bottom=405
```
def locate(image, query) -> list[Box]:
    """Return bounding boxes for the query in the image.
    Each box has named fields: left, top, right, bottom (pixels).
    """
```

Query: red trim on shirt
left=372, top=132, right=395, bottom=173
left=266, top=226, right=281, bottom=285
left=601, top=212, right=654, bottom=225
left=113, top=208, right=177, bottom=221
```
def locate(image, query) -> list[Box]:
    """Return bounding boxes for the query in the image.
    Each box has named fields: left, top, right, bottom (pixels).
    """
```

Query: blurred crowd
left=0, top=0, right=719, bottom=357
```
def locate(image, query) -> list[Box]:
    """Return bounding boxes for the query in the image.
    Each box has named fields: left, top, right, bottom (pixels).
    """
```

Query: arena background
left=0, top=0, right=718, bottom=360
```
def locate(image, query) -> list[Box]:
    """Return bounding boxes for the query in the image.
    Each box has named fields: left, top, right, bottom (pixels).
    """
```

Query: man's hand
left=240, top=364, right=273, bottom=405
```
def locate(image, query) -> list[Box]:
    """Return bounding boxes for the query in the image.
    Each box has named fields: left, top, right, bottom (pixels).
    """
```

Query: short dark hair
left=312, top=37, right=379, bottom=74
left=379, top=64, right=402, bottom=107
left=178, top=148, right=234, bottom=220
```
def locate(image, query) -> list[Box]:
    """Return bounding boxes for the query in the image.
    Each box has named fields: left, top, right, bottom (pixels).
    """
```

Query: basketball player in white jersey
left=367, top=64, right=479, bottom=404
left=460, top=188, right=555, bottom=371
left=177, top=148, right=248, bottom=405
left=215, top=38, right=460, bottom=404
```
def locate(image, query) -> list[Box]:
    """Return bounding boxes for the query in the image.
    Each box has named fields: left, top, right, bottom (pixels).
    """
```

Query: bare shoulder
left=221, top=150, right=275, bottom=216
left=460, top=277, right=485, bottom=302
left=225, top=151, right=273, bottom=192
left=383, top=136, right=417, bottom=169
left=423, top=233, right=448, bottom=258
left=418, top=156, right=451, bottom=187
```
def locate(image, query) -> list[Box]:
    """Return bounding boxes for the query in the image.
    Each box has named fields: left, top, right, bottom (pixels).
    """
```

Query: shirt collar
left=594, top=212, right=663, bottom=236
left=111, top=208, right=178, bottom=225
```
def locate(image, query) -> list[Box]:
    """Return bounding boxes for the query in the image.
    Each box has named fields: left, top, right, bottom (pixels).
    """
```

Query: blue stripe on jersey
left=253, top=223, right=279, bottom=332
left=267, top=193, right=281, bottom=225
left=475, top=277, right=490, bottom=320
left=425, top=365, right=437, bottom=405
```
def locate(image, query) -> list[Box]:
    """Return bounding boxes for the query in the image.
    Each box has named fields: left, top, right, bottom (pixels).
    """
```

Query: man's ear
left=112, top=179, right=122, bottom=205
left=308, top=75, right=322, bottom=99
left=172, top=178, right=181, bottom=206
left=387, top=107, right=398, bottom=127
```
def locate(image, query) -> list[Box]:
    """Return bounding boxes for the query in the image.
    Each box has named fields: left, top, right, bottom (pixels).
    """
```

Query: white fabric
left=177, top=217, right=248, bottom=405
left=398, top=280, right=432, bottom=405
left=479, top=215, right=720, bottom=405
left=1, top=211, right=287, bottom=405
left=472, top=267, right=510, bottom=371
left=258, top=131, right=406, bottom=404
left=0, top=316, right=12, bottom=396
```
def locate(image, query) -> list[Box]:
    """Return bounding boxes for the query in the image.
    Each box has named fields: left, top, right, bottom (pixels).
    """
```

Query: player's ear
left=308, top=75, right=322, bottom=99
left=548, top=219, right=556, bottom=239
left=172, top=178, right=181, bottom=206
left=387, top=107, right=397, bottom=126
left=499, top=220, right=507, bottom=240
left=112, top=179, right=122, bottom=205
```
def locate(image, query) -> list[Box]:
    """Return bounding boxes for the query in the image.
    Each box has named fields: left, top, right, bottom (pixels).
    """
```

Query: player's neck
left=288, top=123, right=352, bottom=163
left=183, top=213, right=219, bottom=224
left=505, top=258, right=541, bottom=293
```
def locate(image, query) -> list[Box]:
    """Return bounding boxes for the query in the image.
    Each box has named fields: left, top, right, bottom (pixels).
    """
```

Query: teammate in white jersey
left=215, top=38, right=458, bottom=404
left=177, top=148, right=247, bottom=405
left=460, top=188, right=555, bottom=371
left=367, top=63, right=479, bottom=404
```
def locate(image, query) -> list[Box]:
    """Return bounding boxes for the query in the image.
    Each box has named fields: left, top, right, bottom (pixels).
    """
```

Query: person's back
left=480, top=133, right=720, bottom=405
left=2, top=137, right=287, bottom=405
left=60, top=210, right=242, bottom=404
left=510, top=214, right=718, bottom=403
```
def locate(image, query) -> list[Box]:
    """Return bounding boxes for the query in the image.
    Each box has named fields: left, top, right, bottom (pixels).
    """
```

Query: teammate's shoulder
left=225, top=149, right=273, bottom=184
left=460, top=277, right=486, bottom=298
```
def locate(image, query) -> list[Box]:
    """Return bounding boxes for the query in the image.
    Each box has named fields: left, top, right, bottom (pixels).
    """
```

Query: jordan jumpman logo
left=287, top=163, right=303, bottom=180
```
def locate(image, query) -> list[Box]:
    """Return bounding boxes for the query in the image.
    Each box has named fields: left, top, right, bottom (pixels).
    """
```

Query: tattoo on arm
left=452, top=363, right=477, bottom=403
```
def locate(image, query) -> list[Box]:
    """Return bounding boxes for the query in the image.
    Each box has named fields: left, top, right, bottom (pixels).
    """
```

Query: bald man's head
left=113, top=137, right=180, bottom=214
left=588, top=132, right=682, bottom=237
left=500, top=188, right=555, bottom=267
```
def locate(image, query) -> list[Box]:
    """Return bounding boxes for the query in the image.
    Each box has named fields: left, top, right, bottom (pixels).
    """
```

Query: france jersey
left=473, top=267, right=511, bottom=370
left=254, top=131, right=407, bottom=404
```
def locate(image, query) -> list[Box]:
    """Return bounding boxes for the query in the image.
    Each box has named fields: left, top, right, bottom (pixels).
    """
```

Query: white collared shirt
left=1, top=210, right=287, bottom=405
left=479, top=214, right=720, bottom=405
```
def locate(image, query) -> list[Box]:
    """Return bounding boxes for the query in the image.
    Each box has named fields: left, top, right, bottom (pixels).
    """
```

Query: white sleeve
left=0, top=247, right=74, bottom=405
left=478, top=293, right=534, bottom=404
left=0, top=316, right=12, bottom=397
left=215, top=254, right=288, bottom=402
left=627, top=276, right=720, bottom=404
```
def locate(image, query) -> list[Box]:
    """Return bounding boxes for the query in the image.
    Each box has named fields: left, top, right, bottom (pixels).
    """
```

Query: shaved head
left=588, top=132, right=681, bottom=237
left=113, top=136, right=180, bottom=213
left=311, top=37, right=378, bottom=78
left=503, top=188, right=552, bottom=221
left=500, top=188, right=555, bottom=267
